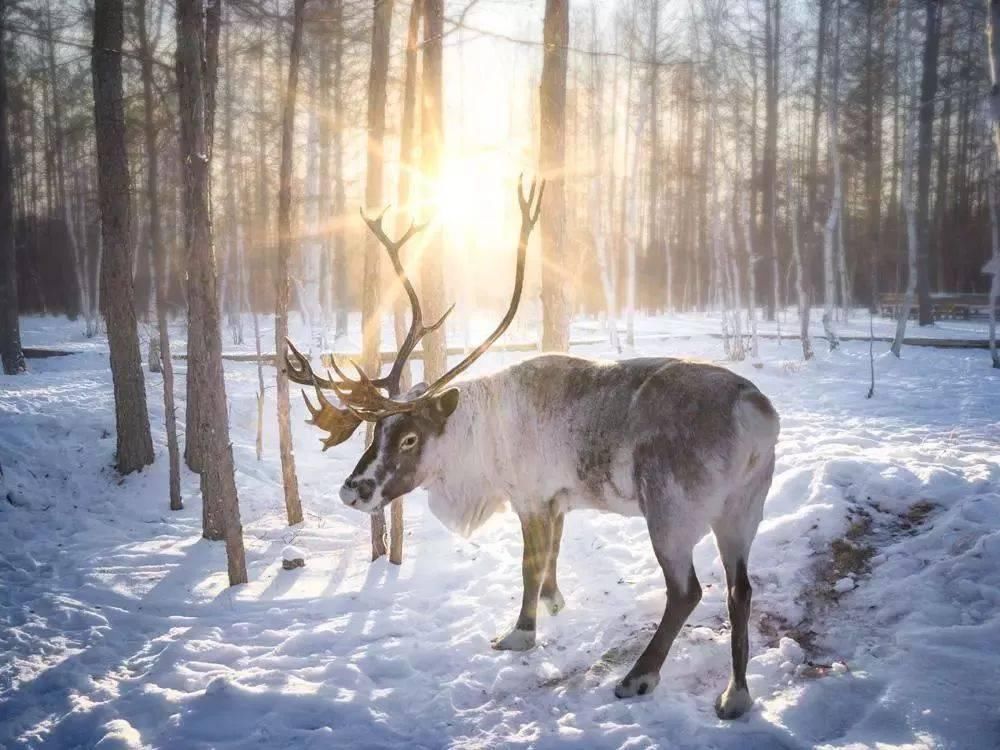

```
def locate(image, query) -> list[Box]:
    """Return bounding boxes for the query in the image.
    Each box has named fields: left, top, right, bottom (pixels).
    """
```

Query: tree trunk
left=276, top=0, right=306, bottom=528
left=864, top=3, right=885, bottom=313
left=386, top=0, right=424, bottom=566
left=363, top=0, right=394, bottom=561
left=420, top=0, right=448, bottom=378
left=92, top=0, right=155, bottom=474
left=991, top=0, right=1000, bottom=166
left=222, top=11, right=242, bottom=346
left=916, top=0, right=940, bottom=326
left=787, top=167, right=812, bottom=360
left=539, top=0, right=570, bottom=352
left=986, top=178, right=999, bottom=369
left=589, top=4, right=619, bottom=352
left=45, top=8, right=94, bottom=337
left=741, top=194, right=760, bottom=360
left=892, top=3, right=919, bottom=358
left=646, top=0, right=660, bottom=312
left=137, top=0, right=181, bottom=509
left=318, top=2, right=333, bottom=347
left=331, top=0, right=348, bottom=340
left=823, top=0, right=843, bottom=350
left=761, top=0, right=780, bottom=321
left=808, top=0, right=828, bottom=233
left=0, top=0, right=24, bottom=375
left=176, top=0, right=247, bottom=585
left=988, top=0, right=1000, bottom=367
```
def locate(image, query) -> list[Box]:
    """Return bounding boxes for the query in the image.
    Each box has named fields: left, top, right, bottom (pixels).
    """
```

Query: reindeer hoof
left=541, top=589, right=566, bottom=615
left=614, top=672, right=660, bottom=699
left=714, top=683, right=753, bottom=719
left=491, top=628, right=536, bottom=651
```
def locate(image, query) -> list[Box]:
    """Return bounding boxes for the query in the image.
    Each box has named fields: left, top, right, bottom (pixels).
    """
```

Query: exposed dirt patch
left=758, top=499, right=941, bottom=661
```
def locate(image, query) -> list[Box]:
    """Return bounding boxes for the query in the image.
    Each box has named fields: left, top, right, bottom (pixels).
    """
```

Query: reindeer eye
left=399, top=433, right=419, bottom=451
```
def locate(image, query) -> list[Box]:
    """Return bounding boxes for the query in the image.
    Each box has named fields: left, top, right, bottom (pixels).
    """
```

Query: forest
left=1, top=1, right=1000, bottom=748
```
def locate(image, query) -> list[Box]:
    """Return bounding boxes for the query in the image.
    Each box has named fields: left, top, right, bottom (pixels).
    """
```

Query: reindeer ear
left=428, top=388, right=460, bottom=423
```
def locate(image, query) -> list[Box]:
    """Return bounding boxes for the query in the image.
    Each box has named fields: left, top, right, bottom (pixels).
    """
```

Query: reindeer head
left=283, top=177, right=544, bottom=514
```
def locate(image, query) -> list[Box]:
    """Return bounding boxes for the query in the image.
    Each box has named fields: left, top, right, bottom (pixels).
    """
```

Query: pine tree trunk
left=991, top=0, right=1000, bottom=166
left=916, top=0, right=940, bottom=326
left=539, top=0, right=570, bottom=352
left=864, top=3, right=885, bottom=312
left=137, top=0, right=181, bottom=509
left=275, top=0, right=306, bottom=528
left=892, top=3, right=919, bottom=358
left=823, top=0, right=843, bottom=350
left=45, top=9, right=94, bottom=337
left=92, top=0, right=154, bottom=475
left=761, top=0, right=780, bottom=321
left=318, top=3, right=333, bottom=346
left=646, top=0, right=660, bottom=313
left=808, top=0, right=828, bottom=238
left=986, top=178, right=999, bottom=369
left=0, top=0, right=25, bottom=375
left=363, top=0, right=395, bottom=561
left=386, top=0, right=424, bottom=566
left=987, top=0, right=1000, bottom=367
left=332, top=0, right=348, bottom=340
left=176, top=0, right=247, bottom=585
left=588, top=9, right=619, bottom=352
left=420, top=0, right=448, bottom=378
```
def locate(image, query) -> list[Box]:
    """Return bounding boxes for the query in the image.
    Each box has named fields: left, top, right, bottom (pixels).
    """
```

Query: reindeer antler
left=358, top=206, right=454, bottom=396
left=287, top=175, right=545, bottom=440
left=283, top=339, right=363, bottom=449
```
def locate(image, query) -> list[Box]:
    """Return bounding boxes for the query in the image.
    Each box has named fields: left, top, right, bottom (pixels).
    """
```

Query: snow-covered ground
left=2, top=313, right=998, bottom=749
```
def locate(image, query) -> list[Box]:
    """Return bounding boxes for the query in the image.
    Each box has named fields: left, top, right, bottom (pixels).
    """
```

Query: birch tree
left=589, top=1, right=619, bottom=351
left=421, top=0, right=448, bottom=377
left=787, top=166, right=812, bottom=361
left=362, top=0, right=394, bottom=560
left=276, top=0, right=306, bottom=527
left=540, top=0, right=570, bottom=352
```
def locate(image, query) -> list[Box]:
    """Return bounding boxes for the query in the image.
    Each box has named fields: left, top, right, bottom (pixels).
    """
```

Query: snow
left=2, top=311, right=999, bottom=749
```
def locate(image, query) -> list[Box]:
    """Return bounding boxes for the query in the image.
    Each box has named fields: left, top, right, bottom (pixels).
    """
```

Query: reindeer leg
left=540, top=511, right=566, bottom=615
left=715, top=554, right=753, bottom=719
left=615, top=493, right=702, bottom=699
left=615, top=555, right=701, bottom=699
left=492, top=511, right=551, bottom=651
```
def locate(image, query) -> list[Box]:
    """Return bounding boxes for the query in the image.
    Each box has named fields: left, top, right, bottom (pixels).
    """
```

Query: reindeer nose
left=341, top=477, right=375, bottom=506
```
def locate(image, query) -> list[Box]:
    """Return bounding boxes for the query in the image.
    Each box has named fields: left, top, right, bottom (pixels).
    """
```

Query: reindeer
left=284, top=178, right=780, bottom=719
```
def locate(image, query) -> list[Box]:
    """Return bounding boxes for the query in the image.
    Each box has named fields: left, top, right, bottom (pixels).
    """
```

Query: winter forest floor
left=1, top=311, right=999, bottom=750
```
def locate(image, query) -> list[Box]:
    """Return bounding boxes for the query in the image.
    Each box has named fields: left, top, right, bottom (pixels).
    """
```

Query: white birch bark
left=299, top=111, right=323, bottom=352
left=726, top=209, right=745, bottom=360
left=787, top=165, right=812, bottom=360
left=740, top=193, right=760, bottom=361
left=836, top=193, right=851, bottom=322
left=588, top=7, right=619, bottom=352
left=625, top=113, right=647, bottom=349
left=823, top=114, right=841, bottom=349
